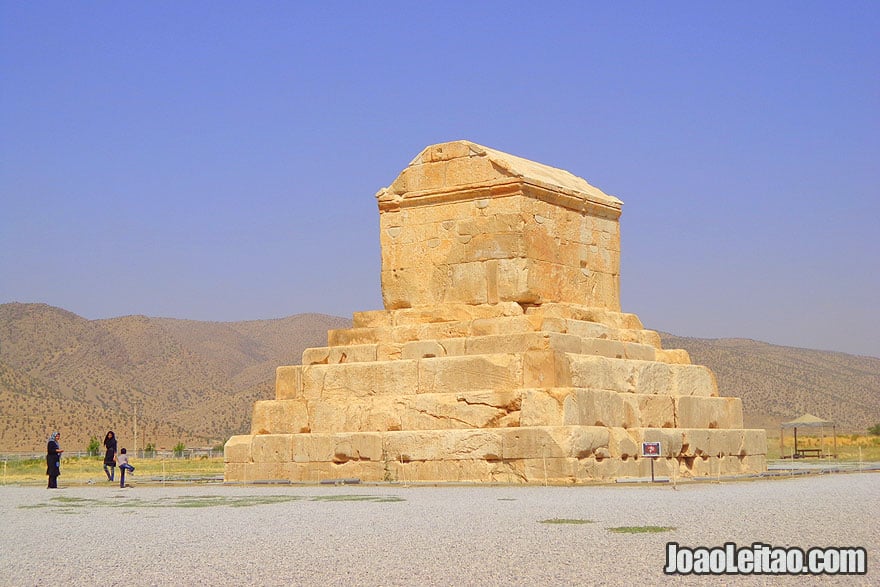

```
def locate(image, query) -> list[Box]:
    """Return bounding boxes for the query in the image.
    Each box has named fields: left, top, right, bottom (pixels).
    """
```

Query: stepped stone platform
left=225, top=141, right=767, bottom=484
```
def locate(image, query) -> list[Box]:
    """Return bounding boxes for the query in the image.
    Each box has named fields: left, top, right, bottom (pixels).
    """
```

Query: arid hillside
left=0, top=303, right=349, bottom=452
left=1, top=302, right=877, bottom=452
left=660, top=333, right=880, bottom=431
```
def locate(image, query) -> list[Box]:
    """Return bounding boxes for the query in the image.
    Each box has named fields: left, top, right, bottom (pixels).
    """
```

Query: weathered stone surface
left=226, top=141, right=766, bottom=484
left=565, top=355, right=718, bottom=397
left=275, top=366, right=301, bottom=400
left=251, top=400, right=309, bottom=434
left=376, top=143, right=623, bottom=311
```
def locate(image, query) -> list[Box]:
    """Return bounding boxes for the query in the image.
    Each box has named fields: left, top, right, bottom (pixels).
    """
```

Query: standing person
left=46, top=431, right=63, bottom=489
left=102, top=431, right=117, bottom=482
left=117, top=448, right=135, bottom=488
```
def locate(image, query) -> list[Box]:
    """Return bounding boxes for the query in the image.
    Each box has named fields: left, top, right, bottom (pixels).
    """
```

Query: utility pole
left=134, top=406, right=138, bottom=458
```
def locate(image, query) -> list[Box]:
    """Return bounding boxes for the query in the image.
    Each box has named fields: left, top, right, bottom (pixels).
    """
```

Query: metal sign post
left=642, top=442, right=661, bottom=482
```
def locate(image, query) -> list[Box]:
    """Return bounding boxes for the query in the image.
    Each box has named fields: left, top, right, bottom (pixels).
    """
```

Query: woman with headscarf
left=46, top=431, right=63, bottom=489
left=103, top=431, right=117, bottom=482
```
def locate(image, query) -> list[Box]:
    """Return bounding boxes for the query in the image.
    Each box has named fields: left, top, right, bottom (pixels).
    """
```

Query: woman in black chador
left=103, top=430, right=118, bottom=482
left=46, top=431, right=63, bottom=489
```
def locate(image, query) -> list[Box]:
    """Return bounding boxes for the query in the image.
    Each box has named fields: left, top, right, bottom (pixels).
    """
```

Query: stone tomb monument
left=224, top=141, right=767, bottom=483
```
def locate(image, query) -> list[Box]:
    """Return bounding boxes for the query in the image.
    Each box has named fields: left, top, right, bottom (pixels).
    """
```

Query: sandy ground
left=0, top=473, right=876, bottom=586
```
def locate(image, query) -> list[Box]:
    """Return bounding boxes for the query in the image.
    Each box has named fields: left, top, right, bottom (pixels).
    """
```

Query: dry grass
left=765, top=433, right=880, bottom=461
left=1, top=455, right=224, bottom=485
left=4, top=434, right=878, bottom=486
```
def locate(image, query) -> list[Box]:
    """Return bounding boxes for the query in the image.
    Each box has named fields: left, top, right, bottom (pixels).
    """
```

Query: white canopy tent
left=780, top=414, right=837, bottom=458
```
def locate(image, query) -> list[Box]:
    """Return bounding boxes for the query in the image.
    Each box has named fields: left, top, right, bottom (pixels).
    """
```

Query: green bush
left=868, top=423, right=880, bottom=436
left=87, top=436, right=100, bottom=457
left=173, top=442, right=186, bottom=457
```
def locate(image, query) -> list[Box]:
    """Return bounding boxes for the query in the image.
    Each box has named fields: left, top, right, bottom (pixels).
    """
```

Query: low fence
left=0, top=448, right=223, bottom=462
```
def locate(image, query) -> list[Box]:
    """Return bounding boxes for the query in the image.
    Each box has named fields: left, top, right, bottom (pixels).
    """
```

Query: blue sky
left=1, top=3, right=878, bottom=357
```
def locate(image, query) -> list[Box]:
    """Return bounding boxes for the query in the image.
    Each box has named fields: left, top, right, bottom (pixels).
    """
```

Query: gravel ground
left=1, top=473, right=876, bottom=586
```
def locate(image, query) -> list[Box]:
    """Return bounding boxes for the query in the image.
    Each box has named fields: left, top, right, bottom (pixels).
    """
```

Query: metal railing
left=0, top=448, right=223, bottom=462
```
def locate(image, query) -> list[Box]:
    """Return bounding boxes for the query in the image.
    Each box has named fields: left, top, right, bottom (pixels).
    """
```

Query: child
left=117, top=447, right=135, bottom=488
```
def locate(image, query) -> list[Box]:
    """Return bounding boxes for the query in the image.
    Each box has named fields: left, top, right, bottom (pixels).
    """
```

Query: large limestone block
left=520, top=457, right=579, bottom=483
left=386, top=458, right=516, bottom=484
left=418, top=354, right=523, bottom=394
left=469, top=332, right=582, bottom=356
left=499, top=427, right=566, bottom=460
left=561, top=388, right=639, bottom=428
left=637, top=395, right=677, bottom=428
left=327, top=433, right=384, bottom=463
left=275, top=366, right=302, bottom=399
left=549, top=389, right=676, bottom=429
left=384, top=429, right=502, bottom=462
left=469, top=316, right=535, bottom=336
left=327, top=326, right=383, bottom=346
left=675, top=428, right=765, bottom=458
left=622, top=342, right=657, bottom=361
left=289, top=432, right=384, bottom=464
left=248, top=462, right=285, bottom=481
left=521, top=350, right=561, bottom=388
left=328, top=344, right=378, bottom=364
left=400, top=301, right=525, bottom=324
left=742, top=429, right=768, bottom=455
left=553, top=426, right=612, bottom=459
left=224, top=462, right=248, bottom=482
left=301, top=347, right=330, bottom=365
left=352, top=310, right=393, bottom=328
left=499, top=426, right=612, bottom=462
left=528, top=303, right=642, bottom=330
left=492, top=257, right=619, bottom=311
left=400, top=390, right=520, bottom=430
left=675, top=396, right=744, bottom=429
left=307, top=398, right=392, bottom=433
left=641, top=428, right=685, bottom=455
left=564, top=355, right=664, bottom=393
left=251, top=400, right=309, bottom=434
left=303, top=344, right=381, bottom=365
left=607, top=427, right=641, bottom=459
left=520, top=388, right=566, bottom=427
left=301, top=359, right=419, bottom=399
left=565, top=355, right=718, bottom=396
left=252, top=434, right=292, bottom=463
left=307, top=390, right=520, bottom=433
left=541, top=317, right=612, bottom=340
left=401, top=339, right=450, bottom=360
left=672, top=364, right=719, bottom=397
left=224, top=435, right=253, bottom=464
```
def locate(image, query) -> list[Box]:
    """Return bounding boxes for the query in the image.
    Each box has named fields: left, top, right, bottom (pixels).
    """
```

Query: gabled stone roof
left=377, top=140, right=622, bottom=211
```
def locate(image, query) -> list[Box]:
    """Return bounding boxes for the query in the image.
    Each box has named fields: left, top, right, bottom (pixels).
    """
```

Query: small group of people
left=101, top=430, right=135, bottom=488
left=46, top=430, right=134, bottom=489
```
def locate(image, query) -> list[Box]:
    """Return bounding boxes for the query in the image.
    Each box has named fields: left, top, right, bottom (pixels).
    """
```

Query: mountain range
left=1, top=302, right=877, bottom=452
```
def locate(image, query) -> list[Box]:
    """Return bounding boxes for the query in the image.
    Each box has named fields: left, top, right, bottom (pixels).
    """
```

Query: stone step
left=304, top=332, right=669, bottom=366
left=277, top=352, right=716, bottom=400
left=351, top=302, right=645, bottom=331
left=225, top=425, right=767, bottom=483
left=326, top=313, right=664, bottom=351
left=251, top=387, right=741, bottom=435
left=561, top=354, right=717, bottom=397
left=226, top=452, right=768, bottom=484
